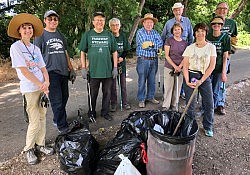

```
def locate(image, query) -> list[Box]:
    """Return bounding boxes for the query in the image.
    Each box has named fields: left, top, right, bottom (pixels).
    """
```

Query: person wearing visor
left=207, top=16, right=231, bottom=115
left=8, top=13, right=54, bottom=165
left=35, top=10, right=76, bottom=134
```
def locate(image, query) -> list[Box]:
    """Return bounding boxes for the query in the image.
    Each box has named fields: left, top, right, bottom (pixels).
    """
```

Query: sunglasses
left=212, top=23, right=223, bottom=25
left=47, top=16, right=58, bottom=21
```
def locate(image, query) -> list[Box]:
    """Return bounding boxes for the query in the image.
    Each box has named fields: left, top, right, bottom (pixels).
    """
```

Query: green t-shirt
left=206, top=33, right=231, bottom=73
left=115, top=31, right=131, bottom=73
left=78, top=29, right=118, bottom=78
left=208, top=18, right=237, bottom=37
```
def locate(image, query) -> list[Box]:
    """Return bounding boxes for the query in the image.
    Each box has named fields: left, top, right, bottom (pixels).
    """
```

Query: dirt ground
left=0, top=59, right=249, bottom=175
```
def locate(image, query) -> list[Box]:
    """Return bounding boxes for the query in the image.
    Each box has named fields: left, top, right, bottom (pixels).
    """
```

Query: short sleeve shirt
left=10, top=40, right=46, bottom=93
left=78, top=29, right=118, bottom=78
left=164, top=37, right=188, bottom=69
left=182, top=43, right=217, bottom=74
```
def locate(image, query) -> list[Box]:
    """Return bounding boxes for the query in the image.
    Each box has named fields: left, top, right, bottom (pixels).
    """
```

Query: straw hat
left=172, top=2, right=184, bottom=11
left=140, top=13, right=158, bottom=24
left=7, top=13, right=43, bottom=39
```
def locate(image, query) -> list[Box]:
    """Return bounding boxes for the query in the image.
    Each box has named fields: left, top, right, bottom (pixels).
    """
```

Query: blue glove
left=81, top=68, right=87, bottom=79
left=112, top=67, right=118, bottom=79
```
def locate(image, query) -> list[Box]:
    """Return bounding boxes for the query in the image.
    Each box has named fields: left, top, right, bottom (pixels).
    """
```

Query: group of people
left=7, top=1, right=237, bottom=165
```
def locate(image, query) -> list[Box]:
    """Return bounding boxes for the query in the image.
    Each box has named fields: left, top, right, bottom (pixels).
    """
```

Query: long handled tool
left=87, top=72, right=96, bottom=123
left=172, top=83, right=199, bottom=136
left=175, top=74, right=179, bottom=112
left=117, top=64, right=123, bottom=111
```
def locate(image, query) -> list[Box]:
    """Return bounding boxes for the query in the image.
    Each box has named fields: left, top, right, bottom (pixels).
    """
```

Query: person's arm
left=198, top=56, right=216, bottom=85
left=113, top=51, right=118, bottom=68
left=183, top=56, right=194, bottom=87
left=40, top=67, right=50, bottom=95
left=164, top=45, right=180, bottom=72
left=80, top=51, right=87, bottom=69
left=65, top=50, right=73, bottom=70
left=221, top=51, right=228, bottom=82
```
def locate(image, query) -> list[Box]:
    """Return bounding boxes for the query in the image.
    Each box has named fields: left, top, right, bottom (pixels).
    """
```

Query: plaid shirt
left=136, top=27, right=163, bottom=57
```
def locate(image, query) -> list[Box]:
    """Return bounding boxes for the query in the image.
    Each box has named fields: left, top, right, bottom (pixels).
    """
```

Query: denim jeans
left=217, top=59, right=230, bottom=107
left=211, top=73, right=223, bottom=108
left=48, top=71, right=69, bottom=131
left=184, top=72, right=214, bottom=131
left=89, top=78, right=112, bottom=117
left=110, top=72, right=128, bottom=106
left=136, top=57, right=158, bottom=102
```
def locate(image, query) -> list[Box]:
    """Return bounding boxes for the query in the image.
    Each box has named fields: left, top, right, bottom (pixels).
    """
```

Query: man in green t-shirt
left=79, top=12, right=118, bottom=121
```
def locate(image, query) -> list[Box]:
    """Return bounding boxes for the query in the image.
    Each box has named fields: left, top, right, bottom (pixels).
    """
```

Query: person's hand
left=69, top=69, right=76, bottom=84
left=81, top=68, right=87, bottom=79
left=118, top=57, right=124, bottom=63
left=142, top=41, right=153, bottom=49
left=221, top=73, right=227, bottom=82
left=112, top=67, right=118, bottom=79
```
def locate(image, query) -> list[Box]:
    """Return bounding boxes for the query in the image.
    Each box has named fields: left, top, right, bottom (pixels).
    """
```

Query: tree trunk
left=229, top=0, right=248, bottom=19
left=128, top=0, right=145, bottom=44
left=182, top=0, right=188, bottom=16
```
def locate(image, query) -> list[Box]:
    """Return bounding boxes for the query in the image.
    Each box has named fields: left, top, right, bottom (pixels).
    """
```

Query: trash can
left=146, top=111, right=198, bottom=175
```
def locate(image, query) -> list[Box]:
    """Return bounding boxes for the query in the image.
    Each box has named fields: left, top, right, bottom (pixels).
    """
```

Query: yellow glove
left=231, top=36, right=238, bottom=46
left=142, top=41, right=153, bottom=49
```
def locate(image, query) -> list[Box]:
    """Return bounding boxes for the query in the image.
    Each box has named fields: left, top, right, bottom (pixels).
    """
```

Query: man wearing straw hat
left=8, top=13, right=54, bottom=165
left=34, top=10, right=75, bottom=133
left=136, top=13, right=163, bottom=108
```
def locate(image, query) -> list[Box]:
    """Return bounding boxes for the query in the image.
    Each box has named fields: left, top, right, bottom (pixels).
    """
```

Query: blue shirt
left=136, top=27, right=163, bottom=57
left=161, top=16, right=193, bottom=45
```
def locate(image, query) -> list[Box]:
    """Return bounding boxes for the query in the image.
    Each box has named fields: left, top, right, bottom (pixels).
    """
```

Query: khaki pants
left=23, top=91, right=47, bottom=151
left=162, top=67, right=183, bottom=109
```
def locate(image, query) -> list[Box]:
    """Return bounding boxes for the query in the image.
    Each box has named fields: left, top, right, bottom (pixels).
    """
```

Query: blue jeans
left=217, top=59, right=230, bottom=107
left=211, top=73, right=222, bottom=108
left=136, top=57, right=158, bottom=102
left=184, top=72, right=214, bottom=131
left=48, top=71, right=69, bottom=131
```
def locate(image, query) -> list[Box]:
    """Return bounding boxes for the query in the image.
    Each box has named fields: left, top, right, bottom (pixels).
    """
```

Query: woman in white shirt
left=182, top=23, right=217, bottom=137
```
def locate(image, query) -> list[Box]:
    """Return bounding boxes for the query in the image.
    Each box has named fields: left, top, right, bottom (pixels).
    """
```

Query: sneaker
left=139, top=101, right=145, bottom=108
left=218, top=106, right=226, bottom=115
left=26, top=149, right=38, bottom=165
left=147, top=98, right=160, bottom=104
left=204, top=130, right=214, bottom=137
left=110, top=104, right=117, bottom=112
left=123, top=104, right=131, bottom=110
left=37, top=146, right=54, bottom=155
left=102, top=114, right=113, bottom=121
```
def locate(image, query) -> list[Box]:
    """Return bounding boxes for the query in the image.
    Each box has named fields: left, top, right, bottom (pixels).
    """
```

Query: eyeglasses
left=94, top=19, right=105, bottom=22
left=47, top=17, right=58, bottom=21
left=216, top=7, right=228, bottom=10
left=111, top=24, right=119, bottom=27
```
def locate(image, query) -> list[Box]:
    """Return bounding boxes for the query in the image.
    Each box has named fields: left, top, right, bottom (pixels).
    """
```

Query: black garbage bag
left=55, top=120, right=99, bottom=175
left=93, top=111, right=153, bottom=175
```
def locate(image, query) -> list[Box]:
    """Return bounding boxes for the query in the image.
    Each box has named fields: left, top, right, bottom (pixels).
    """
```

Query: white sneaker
left=26, top=149, right=38, bottom=165
left=37, top=146, right=54, bottom=155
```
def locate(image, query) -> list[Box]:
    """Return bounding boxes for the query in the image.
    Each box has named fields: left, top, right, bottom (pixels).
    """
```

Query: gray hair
left=109, top=18, right=121, bottom=28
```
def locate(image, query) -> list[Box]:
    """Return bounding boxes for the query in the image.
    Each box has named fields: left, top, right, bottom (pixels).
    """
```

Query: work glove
left=69, top=69, right=76, bottom=84
left=112, top=67, right=118, bottom=79
left=142, top=41, right=154, bottom=49
left=40, top=92, right=50, bottom=108
left=230, top=36, right=238, bottom=46
left=81, top=68, right=87, bottom=79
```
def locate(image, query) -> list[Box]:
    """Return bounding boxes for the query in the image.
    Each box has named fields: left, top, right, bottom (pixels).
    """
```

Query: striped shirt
left=136, top=27, right=163, bottom=57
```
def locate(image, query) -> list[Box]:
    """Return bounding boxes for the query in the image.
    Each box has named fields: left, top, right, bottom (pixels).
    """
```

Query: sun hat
left=172, top=2, right=184, bottom=11
left=44, top=10, right=59, bottom=18
left=7, top=13, right=43, bottom=39
left=140, top=13, right=158, bottom=24
left=210, top=16, right=224, bottom=25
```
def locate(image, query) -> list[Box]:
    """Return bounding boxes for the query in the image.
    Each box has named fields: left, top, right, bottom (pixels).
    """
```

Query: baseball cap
left=93, top=12, right=105, bottom=18
left=44, top=10, right=59, bottom=18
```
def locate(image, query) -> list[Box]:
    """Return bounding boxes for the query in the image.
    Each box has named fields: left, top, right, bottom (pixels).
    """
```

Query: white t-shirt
left=182, top=42, right=216, bottom=74
left=10, top=40, right=46, bottom=93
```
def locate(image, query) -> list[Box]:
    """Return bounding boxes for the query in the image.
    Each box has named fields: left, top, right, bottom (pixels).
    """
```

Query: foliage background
left=0, top=0, right=249, bottom=59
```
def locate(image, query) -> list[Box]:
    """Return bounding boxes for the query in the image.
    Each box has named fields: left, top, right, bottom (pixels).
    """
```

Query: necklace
left=22, top=40, right=35, bottom=60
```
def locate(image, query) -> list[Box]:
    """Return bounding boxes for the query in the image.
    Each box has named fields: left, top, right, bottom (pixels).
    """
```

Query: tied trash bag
left=114, top=154, right=141, bottom=175
left=55, top=120, right=99, bottom=175
left=93, top=111, right=151, bottom=175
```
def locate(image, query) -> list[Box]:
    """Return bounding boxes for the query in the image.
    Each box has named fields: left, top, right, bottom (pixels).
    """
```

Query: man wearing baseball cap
left=34, top=10, right=76, bottom=134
